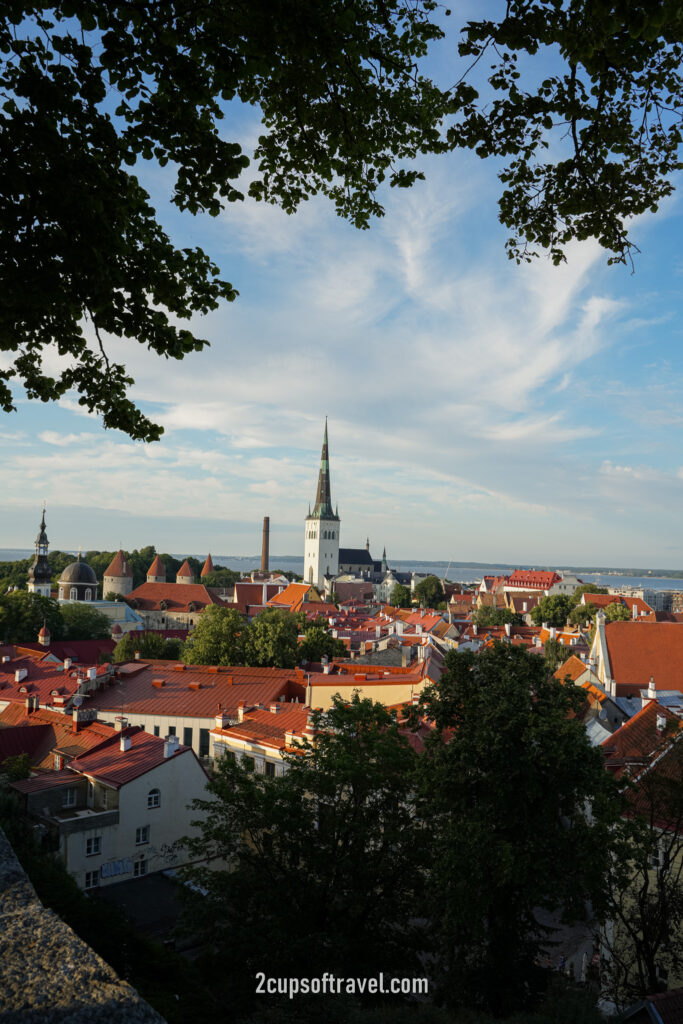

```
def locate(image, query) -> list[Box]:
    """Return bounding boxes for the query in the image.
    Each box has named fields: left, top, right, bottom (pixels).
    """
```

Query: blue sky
left=2, top=14, right=683, bottom=567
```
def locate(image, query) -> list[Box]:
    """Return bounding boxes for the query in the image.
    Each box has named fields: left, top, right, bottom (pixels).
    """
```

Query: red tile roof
left=604, top=621, right=683, bottom=692
left=267, top=582, right=314, bottom=613
left=200, top=553, right=214, bottom=577
left=506, top=570, right=562, bottom=590
left=554, top=655, right=591, bottom=683
left=85, top=662, right=300, bottom=719
left=18, top=639, right=116, bottom=662
left=212, top=705, right=312, bottom=750
left=126, top=582, right=224, bottom=613
left=147, top=555, right=166, bottom=577
left=69, top=728, right=191, bottom=787
left=0, top=706, right=121, bottom=769
left=0, top=657, right=107, bottom=709
left=601, top=701, right=681, bottom=780
left=104, top=550, right=133, bottom=577
left=176, top=559, right=194, bottom=579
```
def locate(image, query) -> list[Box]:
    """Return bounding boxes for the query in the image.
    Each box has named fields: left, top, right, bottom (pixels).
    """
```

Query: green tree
left=605, top=602, right=631, bottom=622
left=413, top=575, right=444, bottom=608
left=414, top=644, right=619, bottom=1016
left=201, top=568, right=241, bottom=589
left=472, top=606, right=522, bottom=627
left=181, top=694, right=425, bottom=1009
left=0, top=590, right=64, bottom=643
left=602, top=727, right=683, bottom=1011
left=298, top=625, right=347, bottom=664
left=244, top=609, right=299, bottom=669
left=449, top=5, right=683, bottom=266
left=529, top=594, right=574, bottom=628
left=568, top=601, right=597, bottom=626
left=2, top=2, right=449, bottom=439
left=389, top=583, right=412, bottom=608
left=0, top=753, right=31, bottom=781
left=543, top=636, right=567, bottom=673
left=60, top=602, right=111, bottom=640
left=181, top=606, right=246, bottom=666
left=113, top=630, right=183, bottom=662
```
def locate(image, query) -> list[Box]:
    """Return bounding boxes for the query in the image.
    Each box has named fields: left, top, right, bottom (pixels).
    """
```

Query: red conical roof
left=38, top=625, right=50, bottom=638
left=177, top=559, right=194, bottom=579
left=200, top=554, right=214, bottom=577
left=104, top=549, right=133, bottom=577
left=147, top=555, right=166, bottom=577
left=111, top=623, right=122, bottom=635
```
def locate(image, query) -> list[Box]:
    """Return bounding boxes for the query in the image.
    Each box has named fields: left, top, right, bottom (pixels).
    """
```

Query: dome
left=59, top=559, right=97, bottom=585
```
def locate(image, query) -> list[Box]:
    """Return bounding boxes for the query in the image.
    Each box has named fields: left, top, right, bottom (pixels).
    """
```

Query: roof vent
left=15, top=668, right=28, bottom=683
left=188, top=681, right=201, bottom=691
left=152, top=679, right=165, bottom=688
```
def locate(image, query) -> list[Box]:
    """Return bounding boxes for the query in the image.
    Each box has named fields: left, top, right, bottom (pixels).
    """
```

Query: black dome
left=59, top=560, right=97, bottom=585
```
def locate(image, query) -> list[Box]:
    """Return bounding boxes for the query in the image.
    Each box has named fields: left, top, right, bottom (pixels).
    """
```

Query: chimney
left=134, top=650, right=141, bottom=661
left=164, top=735, right=180, bottom=758
left=549, top=627, right=557, bottom=640
left=14, top=668, right=28, bottom=683
left=504, top=622, right=511, bottom=637
left=120, top=734, right=132, bottom=752
left=261, top=516, right=270, bottom=572
left=269, top=703, right=280, bottom=714
left=375, top=626, right=381, bottom=638
left=656, top=713, right=667, bottom=735
left=87, top=666, right=97, bottom=682
left=114, top=716, right=128, bottom=732
left=1, top=655, right=10, bottom=663
left=523, top=601, right=528, bottom=612
left=237, top=702, right=245, bottom=723
left=63, top=658, right=72, bottom=671
left=542, top=622, right=548, bottom=632
left=632, top=602, right=638, bottom=620
left=647, top=676, right=656, bottom=699
left=262, top=583, right=268, bottom=605
left=472, top=624, right=478, bottom=636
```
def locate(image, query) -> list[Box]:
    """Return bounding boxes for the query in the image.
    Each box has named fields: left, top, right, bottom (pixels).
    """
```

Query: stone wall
left=0, top=827, right=166, bottom=1023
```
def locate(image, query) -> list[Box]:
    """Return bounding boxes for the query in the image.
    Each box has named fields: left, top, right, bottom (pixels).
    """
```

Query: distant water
left=3, top=548, right=683, bottom=592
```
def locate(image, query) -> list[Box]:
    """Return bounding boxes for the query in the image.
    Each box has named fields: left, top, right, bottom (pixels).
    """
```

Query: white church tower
left=303, top=419, right=340, bottom=589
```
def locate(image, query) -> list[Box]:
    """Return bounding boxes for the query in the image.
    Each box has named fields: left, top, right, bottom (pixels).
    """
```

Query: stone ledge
left=0, top=828, right=166, bottom=1024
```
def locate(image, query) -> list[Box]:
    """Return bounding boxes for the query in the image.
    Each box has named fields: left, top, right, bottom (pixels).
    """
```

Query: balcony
left=51, top=808, right=120, bottom=835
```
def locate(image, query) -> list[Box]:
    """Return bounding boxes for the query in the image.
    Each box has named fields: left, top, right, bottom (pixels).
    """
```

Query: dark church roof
left=308, top=418, right=339, bottom=521
left=59, top=557, right=97, bottom=585
left=339, top=548, right=374, bottom=566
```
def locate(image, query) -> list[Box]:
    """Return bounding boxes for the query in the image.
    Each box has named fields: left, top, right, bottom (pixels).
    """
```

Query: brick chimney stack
left=261, top=516, right=270, bottom=571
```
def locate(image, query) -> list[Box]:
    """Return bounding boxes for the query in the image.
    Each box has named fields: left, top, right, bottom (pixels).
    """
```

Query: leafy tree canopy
left=2, top=1, right=449, bottom=439
left=298, top=624, right=347, bottom=664
left=471, top=606, right=522, bottom=627
left=414, top=643, right=620, bottom=1015
left=181, top=606, right=246, bottom=666
left=413, top=575, right=444, bottom=608
left=450, top=3, right=683, bottom=266
left=0, top=590, right=64, bottom=643
left=60, top=601, right=111, bottom=640
left=529, top=593, right=573, bottom=628
left=389, top=583, right=412, bottom=608
left=112, top=629, right=183, bottom=663
left=569, top=584, right=609, bottom=608
left=181, top=694, right=425, bottom=1007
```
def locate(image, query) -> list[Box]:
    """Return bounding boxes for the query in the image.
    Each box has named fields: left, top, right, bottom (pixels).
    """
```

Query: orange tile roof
left=554, top=655, right=590, bottom=683
left=604, top=621, right=683, bottom=692
left=266, top=582, right=313, bottom=612
left=69, top=727, right=191, bottom=788
left=200, top=553, right=214, bottom=577
left=176, top=559, right=194, bottom=579
left=104, top=550, right=133, bottom=577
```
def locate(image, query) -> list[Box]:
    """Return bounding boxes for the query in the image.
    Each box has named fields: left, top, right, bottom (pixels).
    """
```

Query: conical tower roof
left=309, top=418, right=338, bottom=521
left=177, top=559, right=194, bottom=579
left=104, top=550, right=133, bottom=577
left=147, top=554, right=166, bottom=578
left=201, top=553, right=214, bottom=577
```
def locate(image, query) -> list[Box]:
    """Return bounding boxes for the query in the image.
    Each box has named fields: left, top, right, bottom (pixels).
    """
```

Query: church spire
left=311, top=417, right=338, bottom=520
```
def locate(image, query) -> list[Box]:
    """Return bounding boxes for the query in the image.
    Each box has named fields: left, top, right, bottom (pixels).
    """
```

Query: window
left=86, top=836, right=102, bottom=857
left=62, top=787, right=76, bottom=808
left=199, top=728, right=210, bottom=757
left=148, top=788, right=160, bottom=809
left=153, top=725, right=160, bottom=737
left=84, top=871, right=99, bottom=890
left=242, top=755, right=255, bottom=772
left=183, top=726, right=193, bottom=748
left=136, top=825, right=150, bottom=845
left=265, top=761, right=275, bottom=778
left=70, top=587, right=77, bottom=600
left=168, top=726, right=176, bottom=737
left=85, top=588, right=92, bottom=601
left=134, top=859, right=148, bottom=877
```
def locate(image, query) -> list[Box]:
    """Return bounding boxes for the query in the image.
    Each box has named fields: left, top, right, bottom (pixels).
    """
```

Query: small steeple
left=28, top=506, right=51, bottom=594
left=366, top=537, right=370, bottom=551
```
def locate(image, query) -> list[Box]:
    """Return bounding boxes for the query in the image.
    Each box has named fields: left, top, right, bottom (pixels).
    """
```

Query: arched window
left=85, top=588, right=92, bottom=601
left=147, top=788, right=160, bottom=809
left=70, top=587, right=77, bottom=600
